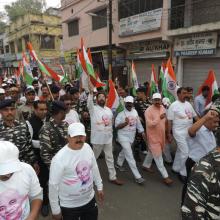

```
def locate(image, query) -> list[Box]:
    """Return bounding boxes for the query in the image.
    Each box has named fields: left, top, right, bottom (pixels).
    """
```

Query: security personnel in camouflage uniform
left=0, top=99, right=37, bottom=169
left=40, top=101, right=68, bottom=167
left=17, top=86, right=36, bottom=121
left=133, top=87, right=151, bottom=160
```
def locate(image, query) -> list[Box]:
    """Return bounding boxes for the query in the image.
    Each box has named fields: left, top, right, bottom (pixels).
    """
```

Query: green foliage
left=5, top=0, right=46, bottom=21
left=0, top=21, right=6, bottom=34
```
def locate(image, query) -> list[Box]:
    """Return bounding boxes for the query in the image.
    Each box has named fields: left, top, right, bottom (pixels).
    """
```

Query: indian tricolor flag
left=149, top=64, right=159, bottom=97
left=76, top=49, right=83, bottom=79
left=81, top=38, right=96, bottom=79
left=27, top=42, right=63, bottom=82
left=131, top=61, right=139, bottom=96
left=22, top=53, right=34, bottom=85
left=196, top=70, right=219, bottom=105
left=162, top=58, right=177, bottom=103
left=159, top=61, right=166, bottom=82
left=107, top=79, right=124, bottom=114
left=78, top=49, right=89, bottom=92
left=80, top=39, right=105, bottom=88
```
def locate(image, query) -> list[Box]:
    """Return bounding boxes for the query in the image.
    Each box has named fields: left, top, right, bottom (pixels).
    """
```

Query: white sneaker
left=135, top=177, right=145, bottom=185
left=115, top=164, right=127, bottom=172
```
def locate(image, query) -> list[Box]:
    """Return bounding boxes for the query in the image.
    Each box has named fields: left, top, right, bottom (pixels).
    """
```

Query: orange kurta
left=145, top=105, right=166, bottom=157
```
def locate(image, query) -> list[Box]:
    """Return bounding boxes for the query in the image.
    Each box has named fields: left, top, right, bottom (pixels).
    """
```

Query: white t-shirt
left=0, top=163, right=42, bottom=220
left=115, top=108, right=144, bottom=143
left=87, top=94, right=113, bottom=144
left=49, top=143, right=103, bottom=215
left=168, top=100, right=197, bottom=132
left=187, top=125, right=216, bottom=162
left=64, top=110, right=80, bottom=125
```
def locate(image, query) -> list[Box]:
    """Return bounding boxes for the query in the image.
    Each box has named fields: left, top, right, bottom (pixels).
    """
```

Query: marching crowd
left=0, top=76, right=220, bottom=220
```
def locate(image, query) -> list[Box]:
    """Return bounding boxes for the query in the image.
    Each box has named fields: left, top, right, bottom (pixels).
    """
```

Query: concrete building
left=61, top=0, right=220, bottom=90
left=61, top=0, right=170, bottom=86
left=4, top=12, right=62, bottom=74
left=168, top=0, right=220, bottom=91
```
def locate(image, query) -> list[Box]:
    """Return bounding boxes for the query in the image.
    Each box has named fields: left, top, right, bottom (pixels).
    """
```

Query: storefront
left=174, top=32, right=220, bottom=92
left=125, top=40, right=171, bottom=84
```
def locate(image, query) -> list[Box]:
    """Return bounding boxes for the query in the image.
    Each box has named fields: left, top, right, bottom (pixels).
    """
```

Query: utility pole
left=107, top=0, right=112, bottom=80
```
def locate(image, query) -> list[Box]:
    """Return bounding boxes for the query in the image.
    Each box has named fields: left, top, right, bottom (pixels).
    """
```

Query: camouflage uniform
left=133, top=98, right=151, bottom=157
left=182, top=148, right=220, bottom=219
left=0, top=120, right=36, bottom=165
left=40, top=118, right=68, bottom=167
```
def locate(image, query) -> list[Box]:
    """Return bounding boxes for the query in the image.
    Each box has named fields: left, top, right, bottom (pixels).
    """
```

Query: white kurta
left=87, top=94, right=113, bottom=145
left=168, top=100, right=197, bottom=176
left=115, top=108, right=144, bottom=143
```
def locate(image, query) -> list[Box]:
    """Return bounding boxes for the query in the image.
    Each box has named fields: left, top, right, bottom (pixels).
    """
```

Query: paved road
left=40, top=151, right=182, bottom=220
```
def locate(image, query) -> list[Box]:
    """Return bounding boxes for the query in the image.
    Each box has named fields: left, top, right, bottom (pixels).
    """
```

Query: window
left=23, top=35, right=29, bottom=48
left=92, top=8, right=107, bottom=31
left=40, top=35, right=55, bottom=49
left=68, top=20, right=79, bottom=37
left=119, top=0, right=163, bottom=19
left=17, top=39, right=23, bottom=53
left=5, top=45, right=9, bottom=53
left=10, top=42, right=15, bottom=54
left=0, top=40, right=3, bottom=54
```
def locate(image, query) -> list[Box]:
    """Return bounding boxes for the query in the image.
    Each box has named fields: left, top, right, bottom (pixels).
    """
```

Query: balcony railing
left=168, top=1, right=220, bottom=30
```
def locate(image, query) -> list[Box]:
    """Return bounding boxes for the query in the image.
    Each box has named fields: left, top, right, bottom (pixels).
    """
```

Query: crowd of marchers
left=0, top=76, right=220, bottom=220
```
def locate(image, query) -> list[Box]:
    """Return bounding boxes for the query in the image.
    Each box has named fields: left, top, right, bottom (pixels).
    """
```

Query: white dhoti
left=172, top=130, right=189, bottom=176
left=117, top=141, right=141, bottom=179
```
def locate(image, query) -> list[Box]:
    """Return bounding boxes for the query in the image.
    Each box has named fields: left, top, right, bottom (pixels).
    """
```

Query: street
left=40, top=150, right=182, bottom=220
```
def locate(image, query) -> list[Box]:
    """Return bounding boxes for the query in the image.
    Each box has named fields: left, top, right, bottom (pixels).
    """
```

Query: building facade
left=3, top=10, right=62, bottom=74
left=61, top=0, right=220, bottom=91
left=168, top=0, right=220, bottom=91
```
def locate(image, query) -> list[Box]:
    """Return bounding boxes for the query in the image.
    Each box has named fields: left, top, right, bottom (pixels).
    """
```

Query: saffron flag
left=149, top=64, right=159, bottom=97
left=196, top=70, right=219, bottom=105
left=107, top=79, right=124, bottom=114
left=22, top=53, right=34, bottom=85
left=162, top=58, right=177, bottom=103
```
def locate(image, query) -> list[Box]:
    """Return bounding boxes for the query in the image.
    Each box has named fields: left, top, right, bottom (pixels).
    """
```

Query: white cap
left=152, top=93, right=162, bottom=100
left=124, top=96, right=134, bottom=103
left=0, top=88, right=5, bottom=94
left=0, top=141, right=21, bottom=175
left=68, top=123, right=86, bottom=137
left=162, top=97, right=171, bottom=106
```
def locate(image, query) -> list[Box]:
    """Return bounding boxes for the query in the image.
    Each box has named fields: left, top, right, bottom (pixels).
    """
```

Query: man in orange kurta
left=143, top=93, right=173, bottom=185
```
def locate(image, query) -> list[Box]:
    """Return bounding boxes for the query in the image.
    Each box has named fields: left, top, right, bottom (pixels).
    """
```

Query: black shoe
left=164, top=161, right=173, bottom=166
left=171, top=169, right=179, bottom=175
left=178, top=174, right=186, bottom=184
left=41, top=204, right=49, bottom=217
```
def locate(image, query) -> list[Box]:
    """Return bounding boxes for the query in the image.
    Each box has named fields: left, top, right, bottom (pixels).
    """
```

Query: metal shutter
left=135, top=59, right=164, bottom=84
left=183, top=58, right=220, bottom=93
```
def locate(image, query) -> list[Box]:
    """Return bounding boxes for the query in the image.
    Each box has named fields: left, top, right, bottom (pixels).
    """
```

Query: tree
left=5, top=0, right=46, bottom=21
left=0, top=12, right=7, bottom=34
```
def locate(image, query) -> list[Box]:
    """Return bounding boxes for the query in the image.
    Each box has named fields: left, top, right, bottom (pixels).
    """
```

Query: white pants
left=172, top=132, right=188, bottom=176
left=117, top=141, right=141, bottom=179
left=143, top=151, right=168, bottom=178
left=93, top=143, right=117, bottom=181
left=163, top=143, right=173, bottom=163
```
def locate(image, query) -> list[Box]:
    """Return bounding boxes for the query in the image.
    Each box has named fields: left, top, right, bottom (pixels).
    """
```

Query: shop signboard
left=174, top=32, right=217, bottom=56
left=119, top=8, right=163, bottom=37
